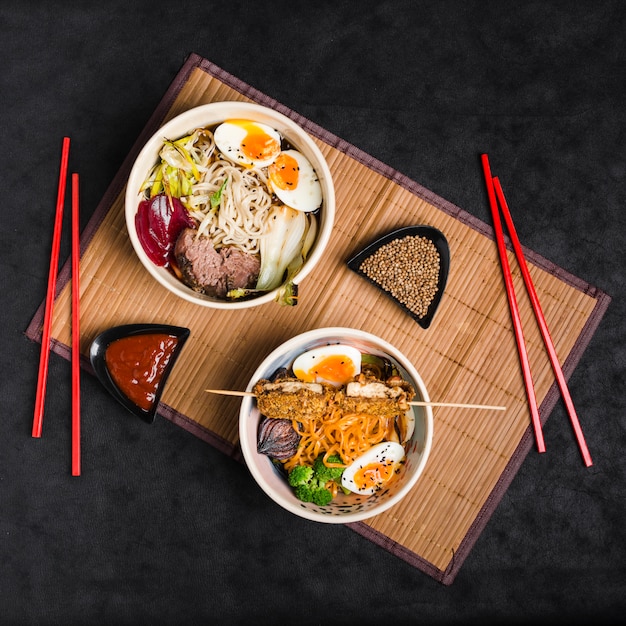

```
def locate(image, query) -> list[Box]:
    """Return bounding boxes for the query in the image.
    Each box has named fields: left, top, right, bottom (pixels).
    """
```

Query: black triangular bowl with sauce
left=347, top=225, right=450, bottom=329
left=89, top=323, right=190, bottom=424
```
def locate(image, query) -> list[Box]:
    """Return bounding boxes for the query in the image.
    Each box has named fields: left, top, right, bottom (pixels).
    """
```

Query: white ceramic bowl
left=239, top=327, right=433, bottom=524
left=125, top=101, right=335, bottom=309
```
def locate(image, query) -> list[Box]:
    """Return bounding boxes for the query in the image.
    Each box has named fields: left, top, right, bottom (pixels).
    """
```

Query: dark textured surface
left=1, top=1, right=624, bottom=624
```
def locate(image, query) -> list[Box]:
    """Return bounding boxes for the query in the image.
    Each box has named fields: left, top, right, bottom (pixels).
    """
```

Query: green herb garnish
left=210, top=177, right=228, bottom=209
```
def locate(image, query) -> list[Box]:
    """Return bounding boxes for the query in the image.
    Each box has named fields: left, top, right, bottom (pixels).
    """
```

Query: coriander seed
left=359, top=235, right=441, bottom=319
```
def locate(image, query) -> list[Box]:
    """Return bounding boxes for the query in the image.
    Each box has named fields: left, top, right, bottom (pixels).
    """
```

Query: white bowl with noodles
left=238, top=327, right=434, bottom=524
left=125, top=101, right=335, bottom=309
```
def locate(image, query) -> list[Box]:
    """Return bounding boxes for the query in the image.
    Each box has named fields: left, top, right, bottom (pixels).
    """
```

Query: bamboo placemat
left=27, top=54, right=610, bottom=584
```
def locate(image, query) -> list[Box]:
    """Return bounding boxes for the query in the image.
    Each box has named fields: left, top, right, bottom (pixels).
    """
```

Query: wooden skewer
left=204, top=389, right=506, bottom=411
left=206, top=388, right=256, bottom=397
left=409, top=400, right=505, bottom=411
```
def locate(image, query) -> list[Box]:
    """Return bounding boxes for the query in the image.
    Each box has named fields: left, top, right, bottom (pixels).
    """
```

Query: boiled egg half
left=214, top=119, right=282, bottom=168
left=341, top=441, right=406, bottom=496
left=292, top=344, right=362, bottom=387
left=268, top=149, right=323, bottom=213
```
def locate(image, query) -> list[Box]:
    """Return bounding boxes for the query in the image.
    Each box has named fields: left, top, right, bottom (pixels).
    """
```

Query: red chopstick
left=71, top=173, right=81, bottom=476
left=492, top=176, right=592, bottom=467
left=481, top=154, right=546, bottom=454
left=33, top=137, right=71, bottom=438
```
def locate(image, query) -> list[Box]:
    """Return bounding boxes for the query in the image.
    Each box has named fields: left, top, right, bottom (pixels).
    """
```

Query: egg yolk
left=268, top=152, right=300, bottom=190
left=353, top=461, right=397, bottom=491
left=293, top=354, right=357, bottom=385
left=229, top=119, right=280, bottom=163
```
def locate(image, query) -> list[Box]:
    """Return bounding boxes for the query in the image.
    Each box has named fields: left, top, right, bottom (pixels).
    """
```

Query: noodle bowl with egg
left=134, top=119, right=322, bottom=303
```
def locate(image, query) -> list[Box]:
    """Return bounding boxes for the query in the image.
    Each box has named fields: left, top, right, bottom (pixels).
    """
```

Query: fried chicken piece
left=342, top=373, right=415, bottom=418
left=252, top=378, right=335, bottom=420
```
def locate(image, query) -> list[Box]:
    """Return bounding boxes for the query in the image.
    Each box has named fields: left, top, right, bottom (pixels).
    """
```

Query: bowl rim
left=124, top=101, right=336, bottom=309
left=238, top=326, right=434, bottom=523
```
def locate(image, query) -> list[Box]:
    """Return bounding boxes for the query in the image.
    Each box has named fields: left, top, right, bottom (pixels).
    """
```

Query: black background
left=1, top=1, right=624, bottom=624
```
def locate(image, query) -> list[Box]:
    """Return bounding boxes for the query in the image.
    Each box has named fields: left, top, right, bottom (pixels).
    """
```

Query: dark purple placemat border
left=25, top=52, right=612, bottom=585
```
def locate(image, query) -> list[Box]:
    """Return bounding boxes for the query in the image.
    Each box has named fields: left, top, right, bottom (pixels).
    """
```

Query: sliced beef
left=174, top=228, right=260, bottom=298
left=219, top=246, right=261, bottom=292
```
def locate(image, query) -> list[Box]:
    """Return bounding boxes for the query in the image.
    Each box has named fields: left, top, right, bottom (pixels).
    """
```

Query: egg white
left=214, top=120, right=282, bottom=168
left=292, top=344, right=362, bottom=387
left=268, top=149, right=322, bottom=212
left=341, top=441, right=406, bottom=496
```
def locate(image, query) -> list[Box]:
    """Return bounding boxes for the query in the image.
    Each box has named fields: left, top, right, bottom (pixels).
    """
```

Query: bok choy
left=256, top=205, right=307, bottom=292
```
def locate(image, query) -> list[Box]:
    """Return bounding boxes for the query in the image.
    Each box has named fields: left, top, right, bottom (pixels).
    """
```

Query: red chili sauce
left=105, top=333, right=179, bottom=412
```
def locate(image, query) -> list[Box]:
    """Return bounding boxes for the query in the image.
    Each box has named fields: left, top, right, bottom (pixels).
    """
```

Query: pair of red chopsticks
left=32, top=137, right=82, bottom=476
left=481, top=154, right=592, bottom=467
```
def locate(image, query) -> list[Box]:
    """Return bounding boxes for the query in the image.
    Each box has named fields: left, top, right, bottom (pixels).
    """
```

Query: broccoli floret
left=293, top=483, right=314, bottom=502
left=310, top=488, right=333, bottom=506
left=287, top=457, right=345, bottom=506
left=288, top=464, right=314, bottom=487
left=313, top=454, right=345, bottom=483
left=291, top=478, right=333, bottom=505
left=293, top=481, right=333, bottom=506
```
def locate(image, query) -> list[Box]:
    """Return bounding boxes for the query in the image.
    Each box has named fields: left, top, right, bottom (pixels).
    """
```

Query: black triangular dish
left=89, top=323, right=190, bottom=424
left=347, top=225, right=450, bottom=329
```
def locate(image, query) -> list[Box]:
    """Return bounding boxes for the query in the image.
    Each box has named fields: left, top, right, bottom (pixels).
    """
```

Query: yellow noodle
left=282, top=404, right=396, bottom=472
